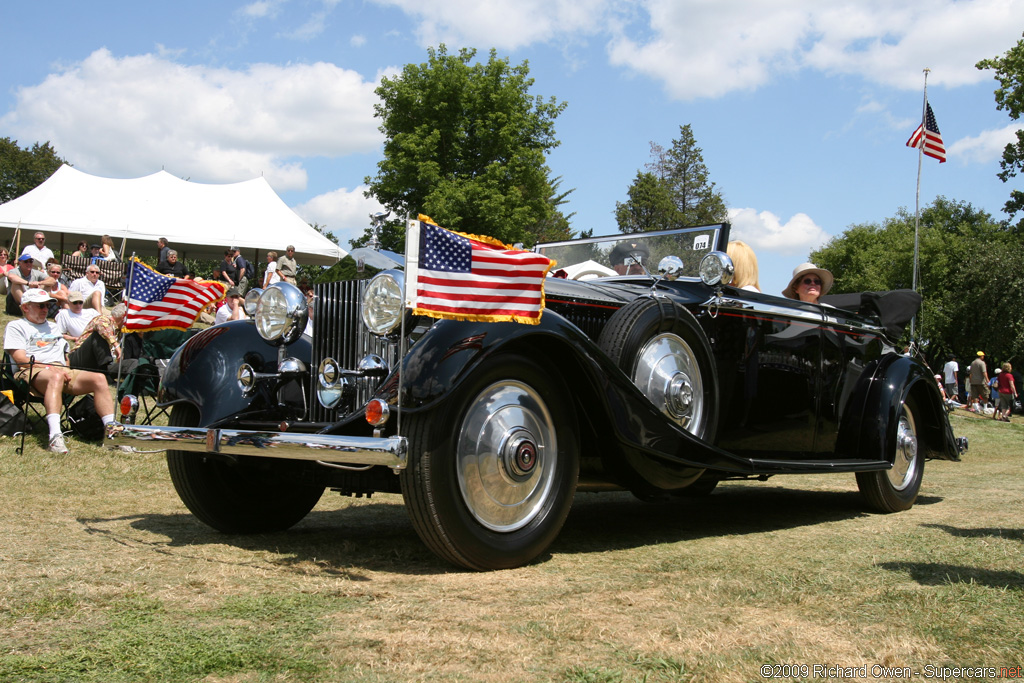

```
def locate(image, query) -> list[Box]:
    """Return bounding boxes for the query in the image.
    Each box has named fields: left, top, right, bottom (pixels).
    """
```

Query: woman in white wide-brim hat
left=782, top=262, right=833, bottom=304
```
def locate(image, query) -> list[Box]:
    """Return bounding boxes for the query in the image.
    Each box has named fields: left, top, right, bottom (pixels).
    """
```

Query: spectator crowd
left=3, top=231, right=307, bottom=453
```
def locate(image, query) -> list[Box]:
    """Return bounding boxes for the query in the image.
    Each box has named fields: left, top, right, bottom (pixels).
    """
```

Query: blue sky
left=2, top=0, right=1023, bottom=294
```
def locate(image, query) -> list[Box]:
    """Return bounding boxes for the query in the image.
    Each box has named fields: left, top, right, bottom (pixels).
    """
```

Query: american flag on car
left=405, top=216, right=555, bottom=325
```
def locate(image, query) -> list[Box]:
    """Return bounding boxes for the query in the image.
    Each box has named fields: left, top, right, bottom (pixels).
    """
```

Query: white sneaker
left=48, top=434, right=69, bottom=454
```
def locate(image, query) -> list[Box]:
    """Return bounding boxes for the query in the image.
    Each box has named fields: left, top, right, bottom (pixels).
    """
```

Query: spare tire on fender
left=598, top=296, right=718, bottom=443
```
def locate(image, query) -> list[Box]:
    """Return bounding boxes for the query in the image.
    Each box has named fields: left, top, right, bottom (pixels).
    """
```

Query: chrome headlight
left=255, top=282, right=308, bottom=345
left=361, top=270, right=405, bottom=336
left=699, top=251, right=735, bottom=287
left=243, top=288, right=263, bottom=316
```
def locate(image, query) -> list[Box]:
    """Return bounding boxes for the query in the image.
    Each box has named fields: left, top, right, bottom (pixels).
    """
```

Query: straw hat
left=782, top=263, right=834, bottom=300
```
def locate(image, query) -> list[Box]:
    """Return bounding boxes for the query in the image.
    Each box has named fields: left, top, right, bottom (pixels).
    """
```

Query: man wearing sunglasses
left=19, top=231, right=55, bottom=270
left=5, top=253, right=57, bottom=315
left=69, top=264, right=106, bottom=312
left=4, top=288, right=115, bottom=454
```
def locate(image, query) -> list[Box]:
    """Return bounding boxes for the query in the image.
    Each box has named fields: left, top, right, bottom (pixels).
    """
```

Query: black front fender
left=159, top=321, right=311, bottom=426
left=391, top=311, right=754, bottom=486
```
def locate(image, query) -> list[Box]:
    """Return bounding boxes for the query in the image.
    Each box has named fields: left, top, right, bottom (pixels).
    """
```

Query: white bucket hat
left=783, top=263, right=834, bottom=300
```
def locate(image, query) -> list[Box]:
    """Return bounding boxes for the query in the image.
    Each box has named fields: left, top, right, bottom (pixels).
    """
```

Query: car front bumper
left=106, top=422, right=408, bottom=470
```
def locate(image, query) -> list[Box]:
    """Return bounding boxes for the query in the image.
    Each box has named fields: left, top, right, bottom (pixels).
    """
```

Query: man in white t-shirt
left=20, top=231, right=56, bottom=269
left=55, top=290, right=100, bottom=343
left=69, top=264, right=106, bottom=311
left=942, top=354, right=959, bottom=401
left=3, top=289, right=115, bottom=454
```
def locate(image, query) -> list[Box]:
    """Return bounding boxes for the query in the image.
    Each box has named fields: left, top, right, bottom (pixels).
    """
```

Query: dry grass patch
left=2, top=392, right=1022, bottom=681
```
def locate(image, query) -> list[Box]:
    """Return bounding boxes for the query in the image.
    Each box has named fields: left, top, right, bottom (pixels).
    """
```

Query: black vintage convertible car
left=109, top=221, right=965, bottom=570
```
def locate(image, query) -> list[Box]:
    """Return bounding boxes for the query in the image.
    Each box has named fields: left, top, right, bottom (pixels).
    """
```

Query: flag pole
left=910, top=67, right=930, bottom=340
left=115, top=253, right=138, bottom=391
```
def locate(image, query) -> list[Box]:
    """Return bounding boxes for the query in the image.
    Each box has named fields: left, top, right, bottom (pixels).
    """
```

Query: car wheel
left=856, top=397, right=924, bottom=512
left=400, top=354, right=579, bottom=571
left=166, top=403, right=324, bottom=533
left=598, top=297, right=717, bottom=440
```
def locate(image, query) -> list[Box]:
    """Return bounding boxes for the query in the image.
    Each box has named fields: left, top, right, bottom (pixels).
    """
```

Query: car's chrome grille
left=310, top=280, right=397, bottom=423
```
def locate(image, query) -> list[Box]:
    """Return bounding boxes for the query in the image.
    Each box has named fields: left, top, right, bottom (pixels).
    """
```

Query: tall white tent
left=0, top=165, right=346, bottom=265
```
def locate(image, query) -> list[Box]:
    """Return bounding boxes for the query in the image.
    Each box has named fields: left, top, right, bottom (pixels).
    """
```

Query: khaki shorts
left=15, top=365, right=84, bottom=394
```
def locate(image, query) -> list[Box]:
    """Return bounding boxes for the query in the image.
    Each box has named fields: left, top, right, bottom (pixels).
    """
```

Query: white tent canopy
left=0, top=165, right=346, bottom=266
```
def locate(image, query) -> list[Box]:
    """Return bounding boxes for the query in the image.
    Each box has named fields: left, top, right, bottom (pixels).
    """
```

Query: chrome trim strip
left=705, top=296, right=886, bottom=335
left=106, top=422, right=408, bottom=469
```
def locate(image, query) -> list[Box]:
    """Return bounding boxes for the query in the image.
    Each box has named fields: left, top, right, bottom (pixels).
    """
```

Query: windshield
left=535, top=224, right=730, bottom=280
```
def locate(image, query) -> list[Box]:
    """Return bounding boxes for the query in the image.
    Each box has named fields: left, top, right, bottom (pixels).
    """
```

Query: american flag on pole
left=123, top=259, right=227, bottom=332
left=404, top=216, right=555, bottom=325
left=906, top=102, right=946, bottom=163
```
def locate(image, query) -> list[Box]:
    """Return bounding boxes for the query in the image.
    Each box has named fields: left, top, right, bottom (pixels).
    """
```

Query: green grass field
left=2, top=310, right=1022, bottom=681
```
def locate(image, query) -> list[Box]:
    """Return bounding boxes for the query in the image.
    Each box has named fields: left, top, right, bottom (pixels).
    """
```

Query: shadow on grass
left=77, top=502, right=443, bottom=577
left=920, top=523, right=1024, bottom=542
left=878, top=561, right=1024, bottom=589
left=78, top=481, right=883, bottom=573
left=553, top=484, right=870, bottom=557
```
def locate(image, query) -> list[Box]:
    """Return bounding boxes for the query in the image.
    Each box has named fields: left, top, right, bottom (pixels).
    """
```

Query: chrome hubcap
left=634, top=333, right=704, bottom=436
left=888, top=406, right=919, bottom=490
left=456, top=381, right=556, bottom=532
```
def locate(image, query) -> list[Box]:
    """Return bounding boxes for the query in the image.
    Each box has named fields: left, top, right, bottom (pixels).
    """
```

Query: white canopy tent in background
left=0, top=165, right=346, bottom=266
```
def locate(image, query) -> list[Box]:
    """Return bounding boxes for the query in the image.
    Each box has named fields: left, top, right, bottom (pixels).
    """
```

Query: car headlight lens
left=699, top=251, right=734, bottom=287
left=361, top=270, right=405, bottom=336
left=255, top=282, right=308, bottom=345
left=243, top=288, right=263, bottom=316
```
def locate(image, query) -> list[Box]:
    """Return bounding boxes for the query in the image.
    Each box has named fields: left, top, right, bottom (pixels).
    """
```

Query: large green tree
left=362, top=46, right=570, bottom=251
left=977, top=34, right=1024, bottom=230
left=811, top=197, right=1024, bottom=364
left=0, top=138, right=68, bottom=204
left=615, top=125, right=727, bottom=233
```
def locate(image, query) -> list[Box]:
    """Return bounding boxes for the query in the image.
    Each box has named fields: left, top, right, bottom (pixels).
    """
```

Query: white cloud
left=291, top=186, right=386, bottom=247
left=609, top=0, right=1024, bottom=99
left=727, top=207, right=831, bottom=255
left=948, top=123, right=1023, bottom=164
left=376, top=0, right=1024, bottom=100
left=238, top=0, right=287, bottom=20
left=372, top=0, right=609, bottom=50
left=0, top=48, right=383, bottom=192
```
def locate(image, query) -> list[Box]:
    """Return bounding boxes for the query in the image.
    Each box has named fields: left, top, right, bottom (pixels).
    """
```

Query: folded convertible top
left=820, top=289, right=922, bottom=339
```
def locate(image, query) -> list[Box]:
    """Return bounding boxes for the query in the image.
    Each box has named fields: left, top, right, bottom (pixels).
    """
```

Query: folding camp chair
left=117, top=328, right=198, bottom=424
left=1, top=353, right=79, bottom=454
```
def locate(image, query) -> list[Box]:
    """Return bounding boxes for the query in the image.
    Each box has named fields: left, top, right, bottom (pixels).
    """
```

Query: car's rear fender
left=838, top=353, right=959, bottom=462
left=159, top=321, right=311, bottom=426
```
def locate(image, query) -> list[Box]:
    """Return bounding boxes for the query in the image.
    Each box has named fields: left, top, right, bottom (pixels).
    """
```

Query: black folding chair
left=117, top=328, right=197, bottom=424
left=1, top=354, right=78, bottom=454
